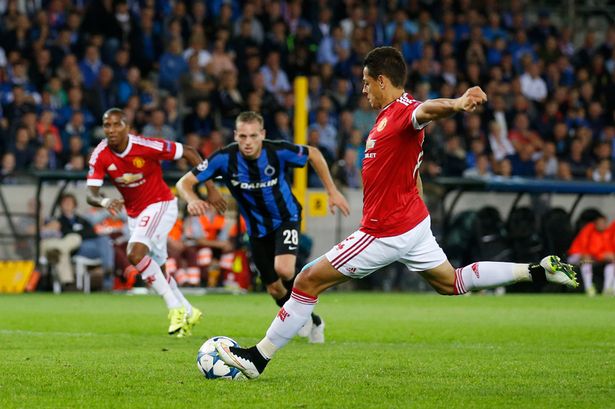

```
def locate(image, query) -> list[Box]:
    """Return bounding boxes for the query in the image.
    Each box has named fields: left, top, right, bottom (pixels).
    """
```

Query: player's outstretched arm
left=86, top=186, right=124, bottom=216
left=176, top=172, right=210, bottom=216
left=414, top=86, right=488, bottom=126
left=307, top=146, right=350, bottom=216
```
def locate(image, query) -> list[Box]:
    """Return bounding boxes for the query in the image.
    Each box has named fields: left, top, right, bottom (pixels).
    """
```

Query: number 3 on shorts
left=282, top=229, right=298, bottom=245
left=138, top=215, right=151, bottom=227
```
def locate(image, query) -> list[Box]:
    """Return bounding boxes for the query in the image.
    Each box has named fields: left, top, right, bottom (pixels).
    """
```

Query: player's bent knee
left=293, top=268, right=319, bottom=294
left=275, top=265, right=295, bottom=281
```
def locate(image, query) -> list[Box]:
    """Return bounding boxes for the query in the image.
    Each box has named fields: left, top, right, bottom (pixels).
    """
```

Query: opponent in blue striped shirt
left=177, top=111, right=349, bottom=341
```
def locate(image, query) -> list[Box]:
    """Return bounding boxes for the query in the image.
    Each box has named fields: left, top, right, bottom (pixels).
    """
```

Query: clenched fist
left=454, top=86, right=488, bottom=113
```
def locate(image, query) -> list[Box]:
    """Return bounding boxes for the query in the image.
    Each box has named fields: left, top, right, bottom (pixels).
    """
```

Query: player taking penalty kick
left=215, top=46, right=579, bottom=378
left=86, top=108, right=220, bottom=337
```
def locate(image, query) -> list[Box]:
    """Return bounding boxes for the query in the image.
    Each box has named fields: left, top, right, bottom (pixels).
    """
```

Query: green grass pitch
left=1, top=292, right=614, bottom=408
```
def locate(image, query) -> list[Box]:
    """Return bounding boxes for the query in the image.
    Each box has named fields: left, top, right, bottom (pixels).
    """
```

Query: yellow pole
left=292, top=76, right=308, bottom=232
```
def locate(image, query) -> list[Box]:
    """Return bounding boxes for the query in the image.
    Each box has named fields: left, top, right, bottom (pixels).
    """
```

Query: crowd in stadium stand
left=1, top=0, right=615, bottom=188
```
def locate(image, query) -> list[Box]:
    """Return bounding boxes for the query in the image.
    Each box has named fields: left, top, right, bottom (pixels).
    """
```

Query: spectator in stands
left=158, top=38, right=188, bottom=95
left=44, top=77, right=67, bottom=110
left=111, top=48, right=130, bottom=82
left=142, top=109, right=175, bottom=141
left=128, top=6, right=162, bottom=76
left=40, top=133, right=60, bottom=170
left=306, top=128, right=334, bottom=188
left=352, top=96, right=378, bottom=137
left=116, top=66, right=140, bottom=107
left=592, top=159, right=612, bottom=182
left=442, top=135, right=467, bottom=177
left=567, top=138, right=591, bottom=179
left=509, top=113, right=543, bottom=152
left=231, top=17, right=261, bottom=69
left=317, top=25, right=349, bottom=66
left=3, top=85, right=36, bottom=125
left=488, top=120, right=515, bottom=162
left=556, top=161, right=574, bottom=181
left=268, top=110, right=292, bottom=143
left=568, top=213, right=615, bottom=296
left=180, top=54, right=214, bottom=106
left=200, top=129, right=225, bottom=159
left=520, top=62, right=548, bottom=103
left=494, top=158, right=513, bottom=179
left=183, top=32, right=211, bottom=70
left=40, top=218, right=82, bottom=289
left=464, top=153, right=493, bottom=179
left=334, top=147, right=362, bottom=189
left=207, top=38, right=238, bottom=80
left=65, top=153, right=85, bottom=173
left=509, top=143, right=537, bottom=177
left=36, top=110, right=62, bottom=153
left=345, top=128, right=366, bottom=169
left=10, top=126, right=35, bottom=170
left=541, top=141, right=559, bottom=178
left=163, top=96, right=182, bottom=136
left=57, top=86, right=95, bottom=129
left=0, top=152, right=17, bottom=184
left=183, top=100, right=214, bottom=138
left=30, top=49, right=54, bottom=91
left=61, top=111, right=90, bottom=148
left=54, top=193, right=115, bottom=287
left=260, top=50, right=291, bottom=105
left=308, top=108, right=338, bottom=159
left=249, top=71, right=279, bottom=121
left=79, top=45, right=103, bottom=90
left=214, top=69, right=245, bottom=133
left=465, top=136, right=487, bottom=170
left=235, top=2, right=264, bottom=44
left=89, top=65, right=117, bottom=119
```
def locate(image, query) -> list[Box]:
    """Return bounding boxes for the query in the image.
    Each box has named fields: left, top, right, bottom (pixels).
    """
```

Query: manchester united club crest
left=376, top=117, right=388, bottom=132
left=132, top=157, right=145, bottom=168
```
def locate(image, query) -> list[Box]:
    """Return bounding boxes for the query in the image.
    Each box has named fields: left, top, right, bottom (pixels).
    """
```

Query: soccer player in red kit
left=86, top=108, right=221, bottom=337
left=215, top=46, right=579, bottom=378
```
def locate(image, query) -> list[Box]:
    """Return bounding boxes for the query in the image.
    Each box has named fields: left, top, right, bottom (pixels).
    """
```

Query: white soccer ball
left=196, top=336, right=244, bottom=380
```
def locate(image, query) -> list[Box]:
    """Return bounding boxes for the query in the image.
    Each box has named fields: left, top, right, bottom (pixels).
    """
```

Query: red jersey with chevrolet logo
left=87, top=134, right=182, bottom=217
left=360, top=93, right=429, bottom=238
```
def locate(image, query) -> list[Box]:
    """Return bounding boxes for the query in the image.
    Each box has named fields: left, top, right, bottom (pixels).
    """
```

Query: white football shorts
left=127, top=198, right=178, bottom=266
left=325, top=215, right=447, bottom=279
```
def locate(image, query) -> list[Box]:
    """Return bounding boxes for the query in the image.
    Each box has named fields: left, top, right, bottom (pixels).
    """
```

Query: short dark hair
left=236, top=111, right=264, bottom=128
left=363, top=46, right=407, bottom=88
left=102, top=107, right=126, bottom=123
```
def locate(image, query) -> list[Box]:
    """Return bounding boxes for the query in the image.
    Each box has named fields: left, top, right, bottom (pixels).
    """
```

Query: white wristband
left=101, top=198, right=111, bottom=208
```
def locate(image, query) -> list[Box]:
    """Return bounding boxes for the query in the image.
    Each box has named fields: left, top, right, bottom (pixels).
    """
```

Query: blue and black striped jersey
left=192, top=140, right=309, bottom=238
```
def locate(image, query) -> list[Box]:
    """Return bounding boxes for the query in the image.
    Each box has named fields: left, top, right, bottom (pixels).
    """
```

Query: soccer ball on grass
left=196, top=336, right=244, bottom=380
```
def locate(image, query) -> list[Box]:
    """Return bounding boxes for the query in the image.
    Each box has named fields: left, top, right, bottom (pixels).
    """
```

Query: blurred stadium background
left=1, top=0, right=615, bottom=295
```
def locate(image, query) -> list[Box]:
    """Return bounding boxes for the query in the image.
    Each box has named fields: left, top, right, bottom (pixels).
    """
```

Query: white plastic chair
left=72, top=256, right=102, bottom=294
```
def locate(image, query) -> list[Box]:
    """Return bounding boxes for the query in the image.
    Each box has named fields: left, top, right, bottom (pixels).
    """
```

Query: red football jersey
left=360, top=92, right=429, bottom=238
left=87, top=134, right=183, bottom=218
